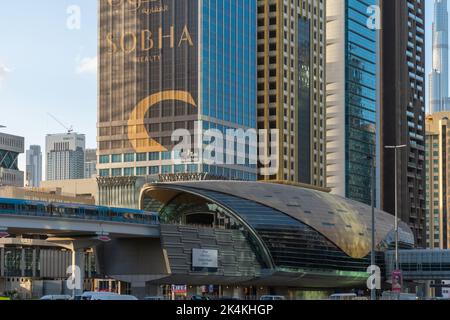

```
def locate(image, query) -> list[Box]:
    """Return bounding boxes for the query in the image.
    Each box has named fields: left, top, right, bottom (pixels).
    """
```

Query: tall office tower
left=429, top=0, right=449, bottom=113
left=84, top=148, right=97, bottom=179
left=256, top=0, right=326, bottom=187
left=46, top=133, right=85, bottom=181
left=98, top=0, right=257, bottom=181
left=326, top=0, right=380, bottom=205
left=0, top=132, right=24, bottom=187
left=381, top=0, right=426, bottom=247
left=425, top=112, right=450, bottom=249
left=26, top=145, right=42, bottom=187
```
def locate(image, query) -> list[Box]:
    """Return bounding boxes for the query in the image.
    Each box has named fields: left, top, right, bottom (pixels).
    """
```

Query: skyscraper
left=381, top=0, right=426, bottom=248
left=84, top=148, right=97, bottom=179
left=430, top=0, right=449, bottom=114
left=326, top=0, right=380, bottom=205
left=0, top=131, right=24, bottom=187
left=97, top=0, right=257, bottom=181
left=425, top=112, right=450, bottom=249
left=26, top=145, right=42, bottom=187
left=46, top=133, right=85, bottom=181
left=256, top=0, right=326, bottom=187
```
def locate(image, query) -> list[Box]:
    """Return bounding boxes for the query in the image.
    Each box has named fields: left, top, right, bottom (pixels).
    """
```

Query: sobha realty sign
left=192, top=249, right=218, bottom=271
left=99, top=0, right=199, bottom=153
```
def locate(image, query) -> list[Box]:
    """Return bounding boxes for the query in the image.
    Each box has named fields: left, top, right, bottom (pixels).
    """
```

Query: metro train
left=0, top=197, right=159, bottom=225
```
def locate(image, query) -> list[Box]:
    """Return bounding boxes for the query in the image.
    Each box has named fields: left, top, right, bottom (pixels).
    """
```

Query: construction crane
left=47, top=113, right=74, bottom=134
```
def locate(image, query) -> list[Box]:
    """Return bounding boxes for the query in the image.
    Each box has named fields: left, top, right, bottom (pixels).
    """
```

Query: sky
left=0, top=0, right=439, bottom=173
left=0, top=0, right=97, bottom=173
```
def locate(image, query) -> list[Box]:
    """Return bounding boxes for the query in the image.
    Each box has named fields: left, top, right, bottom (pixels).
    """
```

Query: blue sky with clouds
left=0, top=0, right=97, bottom=171
left=0, top=0, right=439, bottom=172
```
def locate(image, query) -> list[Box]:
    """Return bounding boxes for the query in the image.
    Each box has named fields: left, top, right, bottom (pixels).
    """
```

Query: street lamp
left=384, top=145, right=407, bottom=272
left=367, top=155, right=376, bottom=301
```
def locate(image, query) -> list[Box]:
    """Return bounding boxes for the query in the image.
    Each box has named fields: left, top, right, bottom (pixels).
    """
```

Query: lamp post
left=384, top=145, right=407, bottom=272
left=367, top=155, right=376, bottom=301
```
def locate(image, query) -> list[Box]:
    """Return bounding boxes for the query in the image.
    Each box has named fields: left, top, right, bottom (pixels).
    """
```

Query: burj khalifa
left=430, top=0, right=449, bottom=113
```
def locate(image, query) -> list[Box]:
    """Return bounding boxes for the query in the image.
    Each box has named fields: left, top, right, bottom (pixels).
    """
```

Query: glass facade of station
left=141, top=185, right=415, bottom=275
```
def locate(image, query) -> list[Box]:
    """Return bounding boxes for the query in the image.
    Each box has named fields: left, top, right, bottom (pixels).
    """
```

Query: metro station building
left=97, top=181, right=414, bottom=299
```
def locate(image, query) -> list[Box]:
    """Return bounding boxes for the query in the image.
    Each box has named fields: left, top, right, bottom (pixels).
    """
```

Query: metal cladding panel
left=160, top=224, right=262, bottom=278
left=149, top=181, right=414, bottom=259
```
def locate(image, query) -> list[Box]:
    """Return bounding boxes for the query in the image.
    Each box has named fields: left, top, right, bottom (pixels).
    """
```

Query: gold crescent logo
left=127, top=90, right=197, bottom=153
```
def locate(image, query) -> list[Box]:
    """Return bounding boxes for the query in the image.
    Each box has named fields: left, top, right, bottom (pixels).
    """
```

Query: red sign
left=392, top=270, right=403, bottom=293
left=171, top=285, right=187, bottom=295
left=98, top=235, right=111, bottom=242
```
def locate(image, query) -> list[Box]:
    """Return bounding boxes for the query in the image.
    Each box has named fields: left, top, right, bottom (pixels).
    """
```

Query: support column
left=130, top=281, right=146, bottom=299
left=70, top=249, right=85, bottom=296
left=0, top=247, right=4, bottom=277
left=20, top=248, right=25, bottom=277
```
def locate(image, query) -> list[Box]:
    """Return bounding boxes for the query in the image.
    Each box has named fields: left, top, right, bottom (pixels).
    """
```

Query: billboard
left=192, top=249, right=218, bottom=271
left=99, top=0, right=199, bottom=154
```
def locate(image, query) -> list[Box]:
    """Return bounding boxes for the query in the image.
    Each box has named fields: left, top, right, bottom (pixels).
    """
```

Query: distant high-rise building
left=425, top=112, right=450, bottom=249
left=381, top=0, right=426, bottom=247
left=429, top=0, right=449, bottom=113
left=26, top=145, right=42, bottom=187
left=97, top=0, right=257, bottom=180
left=0, top=131, right=24, bottom=187
left=326, top=0, right=380, bottom=205
left=46, top=133, right=85, bottom=181
left=84, top=148, right=97, bottom=179
left=256, top=0, right=326, bottom=187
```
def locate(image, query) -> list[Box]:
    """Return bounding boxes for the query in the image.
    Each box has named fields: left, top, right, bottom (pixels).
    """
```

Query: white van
left=329, top=293, right=358, bottom=301
left=40, top=295, right=72, bottom=301
left=259, top=295, right=286, bottom=301
left=80, top=292, right=138, bottom=301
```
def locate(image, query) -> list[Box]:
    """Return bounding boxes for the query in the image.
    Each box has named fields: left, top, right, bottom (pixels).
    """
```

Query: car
left=329, top=293, right=358, bottom=301
left=259, top=295, right=286, bottom=301
left=143, top=296, right=166, bottom=301
left=190, top=295, right=211, bottom=301
left=381, top=291, right=418, bottom=301
left=80, top=292, right=138, bottom=301
left=40, top=295, right=72, bottom=301
left=215, top=296, right=241, bottom=301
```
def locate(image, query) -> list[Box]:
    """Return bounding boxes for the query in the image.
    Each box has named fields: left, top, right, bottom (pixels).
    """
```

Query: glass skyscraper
left=327, top=0, right=379, bottom=205
left=429, top=0, right=449, bottom=113
left=98, top=0, right=257, bottom=181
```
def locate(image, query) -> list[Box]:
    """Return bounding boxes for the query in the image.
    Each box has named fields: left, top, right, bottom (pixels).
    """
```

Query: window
left=136, top=153, right=147, bottom=162
left=99, top=169, right=109, bottom=177
left=111, top=154, right=122, bottom=163
left=149, top=152, right=160, bottom=161
left=136, top=167, right=147, bottom=176
left=162, top=165, right=173, bottom=174
left=149, top=166, right=160, bottom=174
left=99, top=155, right=110, bottom=164
left=111, top=168, right=122, bottom=177
left=124, top=168, right=134, bottom=176
left=161, top=151, right=172, bottom=160
left=124, top=153, right=135, bottom=162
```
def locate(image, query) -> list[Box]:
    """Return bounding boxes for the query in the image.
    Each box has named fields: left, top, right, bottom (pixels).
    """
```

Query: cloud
left=75, top=56, right=97, bottom=75
left=0, top=63, right=12, bottom=86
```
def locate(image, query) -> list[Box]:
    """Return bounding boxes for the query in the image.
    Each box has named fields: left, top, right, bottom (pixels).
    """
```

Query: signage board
left=192, top=249, right=218, bottom=271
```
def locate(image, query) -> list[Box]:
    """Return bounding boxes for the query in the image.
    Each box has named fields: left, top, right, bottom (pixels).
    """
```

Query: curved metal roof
left=141, top=181, right=414, bottom=259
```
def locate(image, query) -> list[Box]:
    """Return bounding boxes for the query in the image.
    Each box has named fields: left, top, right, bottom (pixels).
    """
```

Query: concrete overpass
left=0, top=198, right=160, bottom=295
